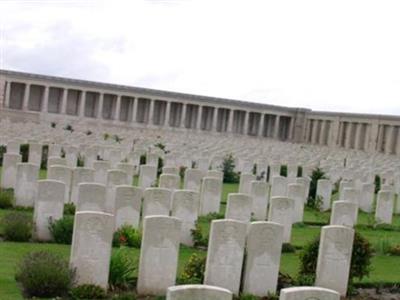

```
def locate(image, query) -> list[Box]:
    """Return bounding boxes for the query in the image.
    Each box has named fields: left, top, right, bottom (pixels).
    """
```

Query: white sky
left=1, top=0, right=400, bottom=114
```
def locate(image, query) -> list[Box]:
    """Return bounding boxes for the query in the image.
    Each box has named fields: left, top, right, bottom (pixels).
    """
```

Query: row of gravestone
left=69, top=210, right=353, bottom=298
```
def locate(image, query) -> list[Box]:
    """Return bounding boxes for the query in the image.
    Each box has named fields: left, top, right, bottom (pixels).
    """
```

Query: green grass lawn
left=1, top=169, right=400, bottom=298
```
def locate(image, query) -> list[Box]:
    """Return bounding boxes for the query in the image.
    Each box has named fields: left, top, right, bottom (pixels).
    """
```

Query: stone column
left=311, top=120, right=319, bottom=144
left=181, top=103, right=187, bottom=128
left=5, top=81, right=11, bottom=108
left=329, top=117, right=340, bottom=147
left=354, top=123, right=362, bottom=150
left=319, top=120, right=326, bottom=145
left=22, top=83, right=30, bottom=111
left=148, top=99, right=154, bottom=125
left=395, top=126, right=400, bottom=155
left=243, top=111, right=249, bottom=135
left=368, top=122, right=379, bottom=152
left=60, top=88, right=68, bottom=114
left=227, top=109, right=234, bottom=133
left=273, top=115, right=280, bottom=139
left=97, top=93, right=104, bottom=119
left=165, top=101, right=171, bottom=127
left=41, top=86, right=49, bottom=113
left=79, top=90, right=86, bottom=117
left=196, top=105, right=203, bottom=130
left=288, top=116, right=295, bottom=140
left=344, top=122, right=352, bottom=149
left=212, top=107, right=218, bottom=131
left=385, top=125, right=394, bottom=154
left=114, top=95, right=121, bottom=121
left=131, top=97, right=138, bottom=123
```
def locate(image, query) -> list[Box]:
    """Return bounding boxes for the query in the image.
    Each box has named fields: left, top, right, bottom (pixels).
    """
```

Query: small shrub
left=280, top=165, right=287, bottom=177
left=113, top=225, right=141, bottom=248
left=139, top=154, right=146, bottom=165
left=51, top=122, right=57, bottom=128
left=49, top=215, right=74, bottom=244
left=277, top=272, right=295, bottom=290
left=220, top=153, right=239, bottom=183
left=191, top=221, right=208, bottom=248
left=0, top=145, right=6, bottom=166
left=15, top=251, right=74, bottom=298
left=70, top=284, right=107, bottom=299
left=40, top=145, right=48, bottom=170
left=179, top=253, right=206, bottom=284
left=86, top=130, right=93, bottom=135
left=179, top=166, right=187, bottom=179
left=154, top=142, right=166, bottom=153
left=103, top=133, right=110, bottom=140
left=201, top=212, right=225, bottom=221
left=389, top=245, right=400, bottom=256
left=109, top=248, right=137, bottom=290
left=64, top=202, right=76, bottom=215
left=282, top=243, right=296, bottom=253
left=114, top=135, right=123, bottom=143
left=0, top=189, right=14, bottom=208
left=64, top=124, right=74, bottom=132
left=374, top=175, right=381, bottom=194
left=20, top=144, right=29, bottom=162
left=2, top=212, right=32, bottom=241
left=374, top=236, right=393, bottom=255
left=298, top=232, right=372, bottom=288
left=307, top=167, right=327, bottom=209
left=77, top=154, right=84, bottom=167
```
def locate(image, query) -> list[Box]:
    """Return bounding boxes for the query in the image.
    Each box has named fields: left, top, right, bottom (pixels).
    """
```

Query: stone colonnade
left=2, top=69, right=400, bottom=155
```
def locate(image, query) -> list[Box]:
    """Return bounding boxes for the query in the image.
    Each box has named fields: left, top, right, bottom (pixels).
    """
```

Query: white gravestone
left=142, top=188, right=172, bottom=217
left=225, top=193, right=252, bottom=222
left=183, top=168, right=204, bottom=192
left=166, top=285, right=232, bottom=300
left=288, top=183, right=305, bottom=223
left=316, top=179, right=332, bottom=211
left=375, top=190, right=394, bottom=224
left=138, top=165, right=157, bottom=189
left=199, top=177, right=222, bottom=216
left=48, top=165, right=72, bottom=203
left=330, top=201, right=358, bottom=227
left=268, top=197, right=294, bottom=243
left=250, top=181, right=270, bottom=221
left=70, top=167, right=95, bottom=204
left=159, top=174, right=180, bottom=190
left=0, top=153, right=21, bottom=189
left=279, top=286, right=340, bottom=300
left=271, top=176, right=288, bottom=197
left=77, top=183, right=107, bottom=213
left=239, top=173, right=256, bottom=194
left=15, top=163, right=39, bottom=207
left=114, top=185, right=142, bottom=229
left=93, top=161, right=111, bottom=185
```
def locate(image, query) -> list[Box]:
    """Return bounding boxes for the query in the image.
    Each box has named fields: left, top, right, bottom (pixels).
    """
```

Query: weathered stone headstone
left=359, top=183, right=374, bottom=213
left=106, top=169, right=129, bottom=212
left=316, top=179, right=332, bottom=211
left=268, top=197, right=294, bottom=243
left=166, top=285, right=232, bottom=300
left=288, top=183, right=305, bottom=223
left=171, top=190, right=199, bottom=246
left=315, top=225, right=354, bottom=296
left=279, top=287, right=340, bottom=300
left=330, top=201, right=358, bottom=227
left=48, top=165, right=72, bottom=203
left=206, top=170, right=224, bottom=180
left=137, top=216, right=181, bottom=295
left=375, top=190, right=394, bottom=224
left=70, top=211, right=114, bottom=289
left=93, top=160, right=111, bottom=185
left=28, top=143, right=42, bottom=165
left=225, top=193, right=252, bottom=222
left=138, top=165, right=157, bottom=189
left=183, top=168, right=203, bottom=192
left=239, top=173, right=256, bottom=194
left=242, top=221, right=284, bottom=296
left=159, top=174, right=180, bottom=190
left=270, top=176, right=288, bottom=197
left=142, top=187, right=172, bottom=217
left=116, top=162, right=135, bottom=184
left=15, top=163, right=39, bottom=207
left=47, top=156, right=67, bottom=167
left=204, top=219, right=247, bottom=296
left=77, top=183, right=107, bottom=212
left=162, top=166, right=179, bottom=175
left=114, top=185, right=142, bottom=229
left=296, top=177, right=310, bottom=202
left=250, top=181, right=269, bottom=220
left=0, top=153, right=21, bottom=189
left=199, top=177, right=222, bottom=216
left=34, top=180, right=65, bottom=241
left=70, top=167, right=95, bottom=204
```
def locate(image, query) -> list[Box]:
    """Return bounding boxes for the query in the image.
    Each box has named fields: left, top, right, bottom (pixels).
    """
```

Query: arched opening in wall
left=233, top=110, right=245, bottom=134
left=322, top=121, right=331, bottom=145
left=248, top=112, right=260, bottom=136
left=307, top=119, right=313, bottom=143
left=279, top=116, right=291, bottom=140
left=340, top=122, right=347, bottom=147
left=349, top=123, right=357, bottom=149
left=102, top=94, right=117, bottom=120
left=217, top=108, right=229, bottom=132
left=9, top=82, right=25, bottom=110
left=153, top=100, right=166, bottom=125
left=359, top=123, right=367, bottom=150
left=48, top=87, right=63, bottom=113
left=201, top=106, right=214, bottom=131
left=120, top=96, right=134, bottom=122
left=84, top=91, right=99, bottom=118
left=136, top=98, right=150, bottom=123
left=28, top=85, right=44, bottom=111
left=169, top=102, right=182, bottom=127
left=314, top=120, right=322, bottom=144
left=66, top=89, right=81, bottom=116
left=185, top=104, right=198, bottom=129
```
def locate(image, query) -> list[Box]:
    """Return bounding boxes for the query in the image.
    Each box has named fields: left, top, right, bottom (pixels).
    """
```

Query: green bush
left=113, top=225, right=141, bottom=248
left=389, top=245, right=400, bottom=256
left=20, top=144, right=29, bottom=162
left=109, top=248, right=137, bottom=290
left=282, top=243, right=296, bottom=253
left=139, top=154, right=146, bottom=165
left=15, top=251, right=74, bottom=298
left=191, top=221, right=208, bottom=248
left=64, top=124, right=74, bottom=132
left=298, top=232, right=372, bottom=288
left=0, top=189, right=14, bottom=208
left=220, top=153, right=239, bottom=183
left=179, top=166, right=187, bottom=179
left=179, top=253, right=206, bottom=284
left=40, top=145, right=48, bottom=170
left=49, top=215, right=74, bottom=244
left=70, top=284, right=107, bottom=299
left=374, top=175, right=381, bottom=194
left=307, top=167, right=327, bottom=209
left=64, top=202, right=76, bottom=215
left=0, top=145, right=6, bottom=166
left=2, top=212, right=32, bottom=241
left=280, top=165, right=287, bottom=177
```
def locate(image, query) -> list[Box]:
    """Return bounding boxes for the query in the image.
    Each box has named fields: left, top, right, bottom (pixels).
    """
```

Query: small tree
left=220, top=154, right=239, bottom=183
left=307, top=167, right=327, bottom=208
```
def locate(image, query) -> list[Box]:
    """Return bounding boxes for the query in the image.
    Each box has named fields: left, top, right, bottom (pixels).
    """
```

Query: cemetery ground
left=0, top=170, right=400, bottom=299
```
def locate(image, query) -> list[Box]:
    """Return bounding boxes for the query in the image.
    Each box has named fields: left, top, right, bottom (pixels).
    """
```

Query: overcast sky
left=1, top=0, right=400, bottom=115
